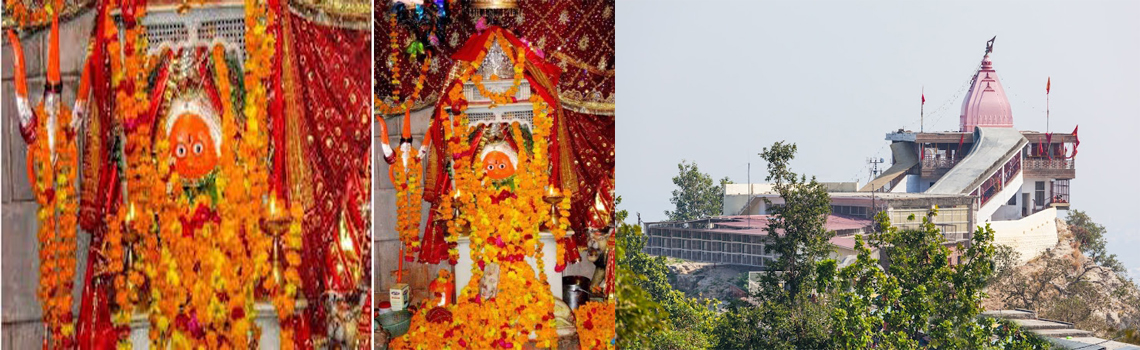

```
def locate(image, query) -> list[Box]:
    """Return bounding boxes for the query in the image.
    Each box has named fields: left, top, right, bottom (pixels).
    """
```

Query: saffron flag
left=1070, top=125, right=1079, bottom=158
left=1046, top=77, right=1051, bottom=94
left=922, top=93, right=926, bottom=104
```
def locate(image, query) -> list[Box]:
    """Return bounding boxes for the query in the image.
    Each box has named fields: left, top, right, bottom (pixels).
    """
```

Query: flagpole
left=921, top=86, right=924, bottom=133
left=1046, top=77, right=1051, bottom=133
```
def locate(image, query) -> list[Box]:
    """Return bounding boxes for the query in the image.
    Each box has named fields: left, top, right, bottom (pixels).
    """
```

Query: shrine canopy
left=425, top=26, right=576, bottom=204
left=444, top=26, right=615, bottom=241
left=421, top=26, right=615, bottom=268
left=452, top=26, right=562, bottom=112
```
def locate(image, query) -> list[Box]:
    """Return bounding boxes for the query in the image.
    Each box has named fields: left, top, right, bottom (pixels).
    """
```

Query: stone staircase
left=982, top=309, right=1140, bottom=350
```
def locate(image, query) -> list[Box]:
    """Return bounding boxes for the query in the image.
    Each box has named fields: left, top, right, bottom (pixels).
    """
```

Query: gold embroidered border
left=287, top=0, right=368, bottom=31
left=559, top=97, right=614, bottom=116
left=552, top=51, right=613, bottom=77
left=281, top=10, right=315, bottom=212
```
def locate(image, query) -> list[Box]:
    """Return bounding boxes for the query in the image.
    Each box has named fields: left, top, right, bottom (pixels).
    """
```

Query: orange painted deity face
left=482, top=151, right=516, bottom=180
left=168, top=114, right=218, bottom=180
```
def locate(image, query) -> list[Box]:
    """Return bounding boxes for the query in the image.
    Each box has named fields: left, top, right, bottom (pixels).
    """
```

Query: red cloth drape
left=288, top=12, right=372, bottom=331
left=565, top=110, right=615, bottom=249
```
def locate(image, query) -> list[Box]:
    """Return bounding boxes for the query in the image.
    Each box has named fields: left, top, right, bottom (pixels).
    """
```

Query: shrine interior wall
left=2, top=11, right=95, bottom=348
left=373, top=107, right=449, bottom=305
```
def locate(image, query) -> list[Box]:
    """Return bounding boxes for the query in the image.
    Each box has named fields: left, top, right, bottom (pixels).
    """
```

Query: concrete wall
left=992, top=204, right=1022, bottom=221
left=373, top=108, right=448, bottom=305
left=988, top=207, right=1059, bottom=263
left=723, top=184, right=774, bottom=216
left=722, top=194, right=751, bottom=216
left=2, top=11, right=96, bottom=348
left=724, top=183, right=774, bottom=196
left=1020, top=176, right=1054, bottom=212
left=891, top=174, right=912, bottom=193
left=899, top=175, right=938, bottom=193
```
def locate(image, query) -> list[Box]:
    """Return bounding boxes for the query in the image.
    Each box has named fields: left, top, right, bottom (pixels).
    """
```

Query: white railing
left=1024, top=158, right=1074, bottom=170
left=922, top=157, right=960, bottom=169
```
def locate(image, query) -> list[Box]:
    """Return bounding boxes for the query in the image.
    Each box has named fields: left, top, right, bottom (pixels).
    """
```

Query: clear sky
left=616, top=1, right=1140, bottom=277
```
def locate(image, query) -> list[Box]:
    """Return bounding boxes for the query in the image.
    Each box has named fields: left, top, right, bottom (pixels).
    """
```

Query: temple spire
left=959, top=36, right=1013, bottom=132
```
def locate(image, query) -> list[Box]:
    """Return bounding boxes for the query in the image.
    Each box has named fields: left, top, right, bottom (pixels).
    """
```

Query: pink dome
left=959, top=54, right=1013, bottom=132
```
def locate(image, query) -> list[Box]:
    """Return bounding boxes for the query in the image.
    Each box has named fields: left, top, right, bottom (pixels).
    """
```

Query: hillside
left=985, top=218, right=1140, bottom=339
left=666, top=261, right=751, bottom=303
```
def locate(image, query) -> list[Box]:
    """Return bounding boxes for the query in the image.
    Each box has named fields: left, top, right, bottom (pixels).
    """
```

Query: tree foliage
left=624, top=143, right=1057, bottom=349
left=615, top=198, right=668, bottom=348
left=989, top=244, right=1022, bottom=286
left=1066, top=210, right=1125, bottom=274
left=666, top=160, right=732, bottom=222
left=703, top=142, right=839, bottom=349
left=616, top=197, right=718, bottom=349
left=756, top=141, right=835, bottom=301
left=832, top=210, right=1051, bottom=349
left=712, top=294, right=834, bottom=350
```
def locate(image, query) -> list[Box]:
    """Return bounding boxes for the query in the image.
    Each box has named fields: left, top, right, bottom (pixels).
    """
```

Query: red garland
left=179, top=203, right=221, bottom=238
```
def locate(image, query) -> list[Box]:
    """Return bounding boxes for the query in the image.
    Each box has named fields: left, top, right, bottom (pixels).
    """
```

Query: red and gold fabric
left=281, top=8, right=372, bottom=335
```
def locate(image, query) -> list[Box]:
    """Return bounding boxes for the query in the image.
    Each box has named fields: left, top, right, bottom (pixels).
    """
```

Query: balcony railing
left=922, top=157, right=960, bottom=169
left=1024, top=158, right=1074, bottom=170
left=974, top=151, right=1021, bottom=207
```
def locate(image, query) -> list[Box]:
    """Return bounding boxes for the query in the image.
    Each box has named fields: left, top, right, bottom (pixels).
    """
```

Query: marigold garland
left=575, top=301, right=616, bottom=350
left=106, top=2, right=166, bottom=346
left=4, top=0, right=63, bottom=27
left=393, top=140, right=425, bottom=258
left=11, top=0, right=299, bottom=347
left=464, top=32, right=526, bottom=108
left=100, top=0, right=283, bottom=346
left=392, top=43, right=568, bottom=347
left=469, top=44, right=525, bottom=107
left=30, top=100, right=80, bottom=343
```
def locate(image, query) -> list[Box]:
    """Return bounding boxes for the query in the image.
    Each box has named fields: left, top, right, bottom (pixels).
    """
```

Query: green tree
left=989, top=244, right=1022, bottom=286
left=832, top=210, right=1051, bottom=349
left=712, top=294, right=834, bottom=350
left=616, top=197, right=718, bottom=349
left=706, top=141, right=837, bottom=349
left=1066, top=210, right=1125, bottom=274
left=615, top=199, right=669, bottom=349
left=756, top=141, right=835, bottom=301
left=665, top=160, right=732, bottom=222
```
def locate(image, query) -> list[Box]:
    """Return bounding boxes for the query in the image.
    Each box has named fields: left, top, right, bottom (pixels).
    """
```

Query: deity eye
left=487, top=165, right=494, bottom=171
left=193, top=143, right=204, bottom=155
left=176, top=145, right=187, bottom=158
left=498, top=164, right=506, bottom=169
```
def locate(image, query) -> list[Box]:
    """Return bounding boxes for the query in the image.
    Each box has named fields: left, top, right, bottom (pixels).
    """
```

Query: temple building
left=646, top=40, right=1077, bottom=267
left=860, top=43, right=1078, bottom=262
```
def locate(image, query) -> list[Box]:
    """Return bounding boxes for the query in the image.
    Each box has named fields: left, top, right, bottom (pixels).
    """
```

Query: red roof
left=656, top=215, right=872, bottom=237
left=829, top=236, right=861, bottom=250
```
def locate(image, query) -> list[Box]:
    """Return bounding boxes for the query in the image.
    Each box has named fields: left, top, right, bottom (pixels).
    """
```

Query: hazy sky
left=616, top=1, right=1140, bottom=277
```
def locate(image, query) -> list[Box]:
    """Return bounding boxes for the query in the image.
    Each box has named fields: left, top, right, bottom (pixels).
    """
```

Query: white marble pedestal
left=455, top=231, right=563, bottom=298
left=129, top=302, right=281, bottom=348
